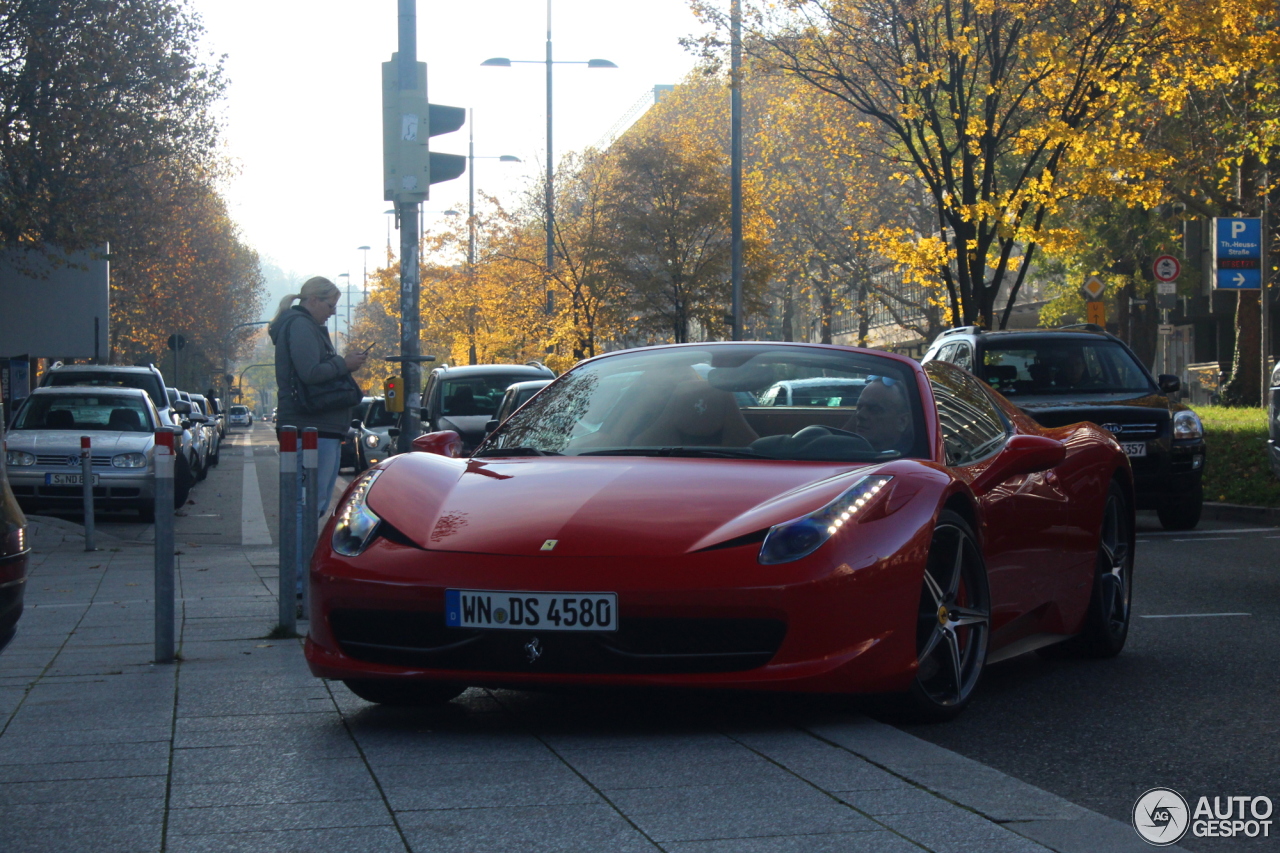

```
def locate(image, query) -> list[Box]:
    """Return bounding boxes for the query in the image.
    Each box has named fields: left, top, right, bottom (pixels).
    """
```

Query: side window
left=925, top=362, right=1010, bottom=466
left=951, top=344, right=974, bottom=372
left=934, top=343, right=957, bottom=364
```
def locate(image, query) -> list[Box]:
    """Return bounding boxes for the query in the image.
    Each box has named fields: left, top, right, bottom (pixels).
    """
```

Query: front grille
left=35, top=454, right=113, bottom=467
left=330, top=609, right=787, bottom=675
left=1106, top=422, right=1161, bottom=440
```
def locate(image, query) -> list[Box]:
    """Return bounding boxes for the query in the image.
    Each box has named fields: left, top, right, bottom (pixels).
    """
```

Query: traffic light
left=384, top=376, right=404, bottom=413
left=382, top=53, right=466, bottom=202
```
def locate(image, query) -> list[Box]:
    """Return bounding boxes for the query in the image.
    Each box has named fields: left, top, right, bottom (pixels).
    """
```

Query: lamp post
left=482, top=0, right=616, bottom=322
left=358, top=245, right=371, bottom=296
left=462, top=113, right=520, bottom=364
left=384, top=209, right=396, bottom=256
left=222, top=321, right=270, bottom=403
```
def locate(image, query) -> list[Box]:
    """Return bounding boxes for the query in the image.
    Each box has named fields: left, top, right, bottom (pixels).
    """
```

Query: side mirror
left=972, top=434, right=1065, bottom=493
left=172, top=400, right=192, bottom=416
left=1158, top=374, right=1181, bottom=394
left=485, top=418, right=499, bottom=435
left=412, top=430, right=463, bottom=457
left=190, top=414, right=208, bottom=424
left=350, top=418, right=363, bottom=429
left=387, top=427, right=400, bottom=439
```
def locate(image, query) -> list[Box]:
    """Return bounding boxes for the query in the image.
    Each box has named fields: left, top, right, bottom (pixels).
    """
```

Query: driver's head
left=854, top=376, right=911, bottom=452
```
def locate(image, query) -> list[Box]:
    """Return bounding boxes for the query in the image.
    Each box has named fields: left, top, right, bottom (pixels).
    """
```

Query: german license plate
left=1120, top=442, right=1147, bottom=457
left=445, top=589, right=617, bottom=632
left=45, top=472, right=99, bottom=485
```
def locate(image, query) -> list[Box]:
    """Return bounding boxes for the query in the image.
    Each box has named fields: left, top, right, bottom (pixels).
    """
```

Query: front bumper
left=8, top=469, right=156, bottom=508
left=304, top=523, right=929, bottom=695
left=1130, top=439, right=1205, bottom=508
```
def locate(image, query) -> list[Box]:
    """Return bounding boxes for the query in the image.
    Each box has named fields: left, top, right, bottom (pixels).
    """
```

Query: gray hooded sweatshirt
left=269, top=306, right=361, bottom=437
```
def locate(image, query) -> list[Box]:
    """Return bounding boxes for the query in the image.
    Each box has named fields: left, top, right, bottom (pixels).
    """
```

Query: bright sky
left=192, top=0, right=709, bottom=311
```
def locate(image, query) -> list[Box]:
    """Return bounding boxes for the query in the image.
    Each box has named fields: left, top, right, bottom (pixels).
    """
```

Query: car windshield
left=363, top=400, right=397, bottom=428
left=15, top=394, right=153, bottom=432
left=44, top=371, right=166, bottom=409
left=477, top=345, right=926, bottom=462
left=229, top=406, right=248, bottom=415
left=981, top=339, right=1154, bottom=396
left=441, top=375, right=536, bottom=418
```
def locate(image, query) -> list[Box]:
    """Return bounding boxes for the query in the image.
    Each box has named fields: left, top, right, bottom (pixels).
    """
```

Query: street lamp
left=464, top=110, right=521, bottom=268
left=357, top=245, right=371, bottom=296
left=482, top=0, right=616, bottom=319
left=337, top=273, right=353, bottom=346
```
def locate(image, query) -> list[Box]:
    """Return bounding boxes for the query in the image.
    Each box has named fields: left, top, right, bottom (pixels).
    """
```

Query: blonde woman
left=270, top=277, right=368, bottom=606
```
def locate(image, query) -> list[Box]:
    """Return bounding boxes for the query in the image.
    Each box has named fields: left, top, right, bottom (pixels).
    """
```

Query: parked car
left=203, top=395, right=226, bottom=438
left=5, top=386, right=165, bottom=521
left=355, top=397, right=399, bottom=466
left=758, top=377, right=866, bottom=407
left=1269, top=361, right=1280, bottom=480
left=39, top=363, right=193, bottom=506
left=922, top=325, right=1206, bottom=529
left=340, top=398, right=373, bottom=473
left=484, top=380, right=554, bottom=437
left=228, top=405, right=251, bottom=427
left=170, top=389, right=209, bottom=481
left=1, top=397, right=29, bottom=652
left=189, top=394, right=220, bottom=468
left=308, top=342, right=1134, bottom=720
left=421, top=363, right=556, bottom=453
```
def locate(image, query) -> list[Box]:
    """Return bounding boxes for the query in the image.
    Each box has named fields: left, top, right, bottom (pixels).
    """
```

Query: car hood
left=7, top=431, right=155, bottom=453
left=1010, top=391, right=1173, bottom=431
left=367, top=452, right=896, bottom=557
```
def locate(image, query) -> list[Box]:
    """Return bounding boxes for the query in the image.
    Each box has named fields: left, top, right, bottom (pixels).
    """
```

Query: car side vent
left=378, top=521, right=424, bottom=549
left=697, top=528, right=769, bottom=552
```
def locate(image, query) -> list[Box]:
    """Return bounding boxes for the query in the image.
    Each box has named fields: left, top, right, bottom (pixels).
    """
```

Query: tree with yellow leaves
left=693, top=0, right=1194, bottom=330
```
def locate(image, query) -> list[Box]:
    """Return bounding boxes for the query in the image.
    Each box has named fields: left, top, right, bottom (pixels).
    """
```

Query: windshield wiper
left=473, top=446, right=560, bottom=457
left=579, top=447, right=772, bottom=459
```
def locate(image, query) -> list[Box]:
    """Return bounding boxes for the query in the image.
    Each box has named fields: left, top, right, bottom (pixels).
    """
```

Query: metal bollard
left=278, top=427, right=297, bottom=633
left=300, top=428, right=319, bottom=622
left=80, top=436, right=95, bottom=551
left=153, top=427, right=175, bottom=663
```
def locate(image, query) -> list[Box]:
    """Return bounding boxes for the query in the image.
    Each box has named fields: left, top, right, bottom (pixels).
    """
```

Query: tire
left=194, top=455, right=208, bottom=482
left=342, top=679, right=466, bottom=706
left=898, top=510, right=991, bottom=723
left=1062, top=481, right=1134, bottom=658
left=1156, top=483, right=1202, bottom=531
left=173, top=455, right=194, bottom=508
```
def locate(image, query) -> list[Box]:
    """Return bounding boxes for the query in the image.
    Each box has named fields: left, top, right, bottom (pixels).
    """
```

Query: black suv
left=922, top=325, right=1207, bottom=529
left=422, top=363, right=556, bottom=453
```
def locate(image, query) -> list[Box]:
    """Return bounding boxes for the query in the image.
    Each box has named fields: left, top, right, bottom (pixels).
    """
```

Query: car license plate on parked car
left=445, top=589, right=617, bottom=631
left=44, top=473, right=99, bottom=486
left=1120, top=442, right=1147, bottom=457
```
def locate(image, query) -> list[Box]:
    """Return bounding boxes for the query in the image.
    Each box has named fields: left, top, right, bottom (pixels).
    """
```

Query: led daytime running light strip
left=822, top=476, right=892, bottom=534
left=339, top=468, right=382, bottom=522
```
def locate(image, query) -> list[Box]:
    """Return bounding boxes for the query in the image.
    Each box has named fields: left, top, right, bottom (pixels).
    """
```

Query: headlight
left=759, top=475, right=893, bottom=565
left=364, top=433, right=380, bottom=448
left=6, top=450, right=34, bottom=466
left=112, top=452, right=148, bottom=468
left=332, top=469, right=383, bottom=557
left=1173, top=410, right=1203, bottom=440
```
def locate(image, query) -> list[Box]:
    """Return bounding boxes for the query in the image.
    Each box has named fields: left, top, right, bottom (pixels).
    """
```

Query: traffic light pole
left=396, top=0, right=422, bottom=455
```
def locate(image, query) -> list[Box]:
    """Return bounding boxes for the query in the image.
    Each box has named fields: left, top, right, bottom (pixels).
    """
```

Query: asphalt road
left=41, top=423, right=1280, bottom=850
left=900, top=517, right=1280, bottom=852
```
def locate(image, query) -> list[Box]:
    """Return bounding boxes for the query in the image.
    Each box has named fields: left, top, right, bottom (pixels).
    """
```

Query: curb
left=1201, top=501, right=1280, bottom=527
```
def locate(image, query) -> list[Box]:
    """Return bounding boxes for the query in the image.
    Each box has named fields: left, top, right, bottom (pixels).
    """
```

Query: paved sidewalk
left=0, top=516, right=1183, bottom=853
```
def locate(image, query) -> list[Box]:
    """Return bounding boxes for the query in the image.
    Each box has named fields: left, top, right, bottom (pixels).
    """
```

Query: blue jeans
left=295, top=437, right=342, bottom=595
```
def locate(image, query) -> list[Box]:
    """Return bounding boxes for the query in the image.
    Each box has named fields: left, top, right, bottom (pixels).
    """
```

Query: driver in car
left=851, top=376, right=914, bottom=454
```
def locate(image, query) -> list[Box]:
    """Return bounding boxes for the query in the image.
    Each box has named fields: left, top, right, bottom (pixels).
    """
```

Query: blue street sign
left=1212, top=217, right=1262, bottom=289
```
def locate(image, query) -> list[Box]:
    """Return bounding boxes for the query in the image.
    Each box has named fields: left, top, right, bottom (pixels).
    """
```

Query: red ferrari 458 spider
left=305, top=342, right=1135, bottom=721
